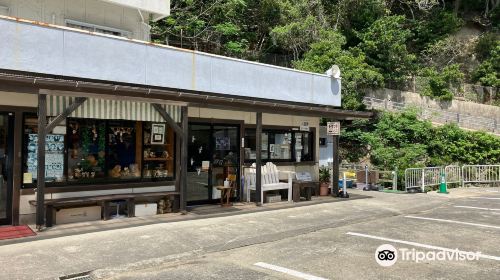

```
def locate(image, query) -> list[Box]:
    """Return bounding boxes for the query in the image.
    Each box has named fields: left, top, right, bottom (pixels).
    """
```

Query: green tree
left=358, top=15, right=416, bottom=85
left=294, top=31, right=384, bottom=110
left=472, top=44, right=500, bottom=87
left=420, top=64, right=464, bottom=101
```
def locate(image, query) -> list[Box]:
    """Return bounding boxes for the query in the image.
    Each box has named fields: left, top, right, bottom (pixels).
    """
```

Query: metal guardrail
left=405, top=165, right=500, bottom=191
left=445, top=165, right=461, bottom=184
left=364, top=97, right=499, bottom=134
left=405, top=167, right=444, bottom=192
left=462, top=165, right=500, bottom=187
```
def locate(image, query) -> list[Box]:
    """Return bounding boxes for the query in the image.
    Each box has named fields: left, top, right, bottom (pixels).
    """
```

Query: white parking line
left=405, top=216, right=500, bottom=230
left=346, top=232, right=500, bottom=261
left=485, top=190, right=499, bottom=193
left=254, top=262, right=329, bottom=280
left=455, top=206, right=500, bottom=211
left=471, top=197, right=500, bottom=200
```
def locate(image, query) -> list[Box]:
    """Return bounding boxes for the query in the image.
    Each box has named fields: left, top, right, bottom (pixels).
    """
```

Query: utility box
left=55, top=206, right=101, bottom=225
left=135, top=203, right=158, bottom=217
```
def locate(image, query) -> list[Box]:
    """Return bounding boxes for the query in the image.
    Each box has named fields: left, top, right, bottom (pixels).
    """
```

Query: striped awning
left=47, top=95, right=181, bottom=122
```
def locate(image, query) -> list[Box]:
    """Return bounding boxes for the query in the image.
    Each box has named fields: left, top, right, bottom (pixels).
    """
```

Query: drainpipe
left=137, top=9, right=151, bottom=41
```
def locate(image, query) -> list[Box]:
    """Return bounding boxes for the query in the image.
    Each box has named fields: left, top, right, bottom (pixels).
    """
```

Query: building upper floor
left=0, top=0, right=170, bottom=41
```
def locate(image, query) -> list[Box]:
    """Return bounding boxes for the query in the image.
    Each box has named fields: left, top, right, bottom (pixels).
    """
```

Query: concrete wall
left=366, top=88, right=500, bottom=121
left=0, top=0, right=151, bottom=40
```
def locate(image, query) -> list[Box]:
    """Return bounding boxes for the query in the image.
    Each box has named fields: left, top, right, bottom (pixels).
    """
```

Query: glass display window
left=142, top=122, right=175, bottom=181
left=67, top=119, right=106, bottom=183
left=244, top=128, right=314, bottom=163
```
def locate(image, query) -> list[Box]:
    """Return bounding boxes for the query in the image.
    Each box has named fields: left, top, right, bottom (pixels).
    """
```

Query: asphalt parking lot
left=1, top=187, right=499, bottom=280
left=96, top=188, right=500, bottom=280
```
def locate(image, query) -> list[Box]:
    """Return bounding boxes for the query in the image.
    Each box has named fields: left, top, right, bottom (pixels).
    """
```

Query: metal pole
left=331, top=134, right=340, bottom=196
left=180, top=106, right=188, bottom=212
left=255, top=112, right=262, bottom=206
left=365, top=164, right=369, bottom=186
left=36, top=93, right=47, bottom=230
left=421, top=168, right=425, bottom=193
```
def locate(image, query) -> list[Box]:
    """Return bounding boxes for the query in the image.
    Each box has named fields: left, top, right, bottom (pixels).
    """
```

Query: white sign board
left=300, top=121, right=310, bottom=132
left=327, top=122, right=340, bottom=135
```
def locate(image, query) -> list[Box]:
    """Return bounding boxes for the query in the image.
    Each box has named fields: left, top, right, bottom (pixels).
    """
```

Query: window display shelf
left=144, top=158, right=174, bottom=161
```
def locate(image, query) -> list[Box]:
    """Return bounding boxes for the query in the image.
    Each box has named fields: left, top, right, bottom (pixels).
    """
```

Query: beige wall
left=0, top=0, right=151, bottom=40
left=0, top=91, right=37, bottom=107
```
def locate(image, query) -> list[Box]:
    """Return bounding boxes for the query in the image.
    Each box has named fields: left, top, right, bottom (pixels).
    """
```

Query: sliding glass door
left=0, top=112, right=13, bottom=225
left=187, top=123, right=240, bottom=205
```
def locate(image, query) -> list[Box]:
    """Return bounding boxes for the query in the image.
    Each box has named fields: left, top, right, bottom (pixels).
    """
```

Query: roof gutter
left=0, top=71, right=373, bottom=120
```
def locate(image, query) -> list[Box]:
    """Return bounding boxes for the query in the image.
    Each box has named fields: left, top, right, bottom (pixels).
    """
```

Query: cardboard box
left=135, top=203, right=158, bottom=217
left=55, top=206, right=101, bottom=224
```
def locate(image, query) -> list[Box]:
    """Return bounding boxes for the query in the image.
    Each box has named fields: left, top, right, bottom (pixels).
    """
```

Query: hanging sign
left=327, top=122, right=340, bottom=135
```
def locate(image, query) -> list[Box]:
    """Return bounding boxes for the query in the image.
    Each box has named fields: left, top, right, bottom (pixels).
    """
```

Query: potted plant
left=319, top=167, right=331, bottom=196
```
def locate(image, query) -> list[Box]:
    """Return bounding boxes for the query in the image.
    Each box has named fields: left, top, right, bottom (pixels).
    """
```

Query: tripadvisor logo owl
left=375, top=244, right=397, bottom=267
left=375, top=244, right=481, bottom=266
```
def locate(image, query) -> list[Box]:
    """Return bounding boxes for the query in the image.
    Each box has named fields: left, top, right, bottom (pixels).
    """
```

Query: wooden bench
left=293, top=172, right=319, bottom=202
left=246, top=162, right=293, bottom=204
left=29, top=191, right=180, bottom=227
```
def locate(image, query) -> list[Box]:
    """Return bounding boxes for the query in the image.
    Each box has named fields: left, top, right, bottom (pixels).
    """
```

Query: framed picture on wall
left=151, top=123, right=165, bottom=144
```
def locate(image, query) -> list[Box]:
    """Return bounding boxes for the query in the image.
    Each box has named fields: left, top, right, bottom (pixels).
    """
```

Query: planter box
left=135, top=203, right=158, bottom=217
left=56, top=206, right=101, bottom=225
left=266, top=194, right=282, bottom=203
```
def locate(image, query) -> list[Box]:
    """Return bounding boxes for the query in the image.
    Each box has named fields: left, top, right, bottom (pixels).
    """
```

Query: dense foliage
left=152, top=0, right=499, bottom=108
left=340, top=110, right=500, bottom=180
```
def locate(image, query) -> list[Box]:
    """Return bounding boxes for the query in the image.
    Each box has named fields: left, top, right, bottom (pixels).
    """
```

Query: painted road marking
left=346, top=232, right=500, bottom=261
left=472, top=197, right=500, bottom=200
left=254, top=262, right=329, bottom=280
left=485, top=190, right=499, bottom=193
left=455, top=206, right=500, bottom=211
left=405, top=215, right=500, bottom=230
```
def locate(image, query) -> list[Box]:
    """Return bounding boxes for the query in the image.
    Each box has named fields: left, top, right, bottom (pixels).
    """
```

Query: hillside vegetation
left=152, top=0, right=500, bottom=108
left=151, top=1, right=500, bottom=169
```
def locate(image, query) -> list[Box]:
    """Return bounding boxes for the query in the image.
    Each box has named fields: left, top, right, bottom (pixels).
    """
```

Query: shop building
left=0, top=0, right=370, bottom=228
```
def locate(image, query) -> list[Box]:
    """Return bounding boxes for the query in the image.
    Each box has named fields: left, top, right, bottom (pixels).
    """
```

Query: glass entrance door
left=0, top=112, right=14, bottom=225
left=187, top=123, right=240, bottom=205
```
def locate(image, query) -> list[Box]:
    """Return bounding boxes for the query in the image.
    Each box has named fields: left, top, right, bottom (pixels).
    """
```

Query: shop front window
left=67, top=119, right=106, bottom=182
left=243, top=130, right=268, bottom=160
left=244, top=129, right=314, bottom=163
left=269, top=132, right=292, bottom=160
left=106, top=120, right=140, bottom=180
left=22, top=116, right=175, bottom=188
left=23, top=115, right=66, bottom=185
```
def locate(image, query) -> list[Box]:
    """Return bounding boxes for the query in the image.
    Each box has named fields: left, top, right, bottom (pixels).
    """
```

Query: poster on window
left=151, top=123, right=165, bottom=144
left=215, top=136, right=230, bottom=151
left=27, top=134, right=65, bottom=181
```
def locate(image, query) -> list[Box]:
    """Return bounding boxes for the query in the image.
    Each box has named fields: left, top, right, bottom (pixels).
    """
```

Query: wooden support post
left=36, top=91, right=87, bottom=229
left=46, top=97, right=87, bottom=133
left=180, top=106, right=188, bottom=212
left=255, top=112, right=262, bottom=206
left=152, top=104, right=184, bottom=137
left=36, top=93, right=47, bottom=229
left=331, top=134, right=340, bottom=197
